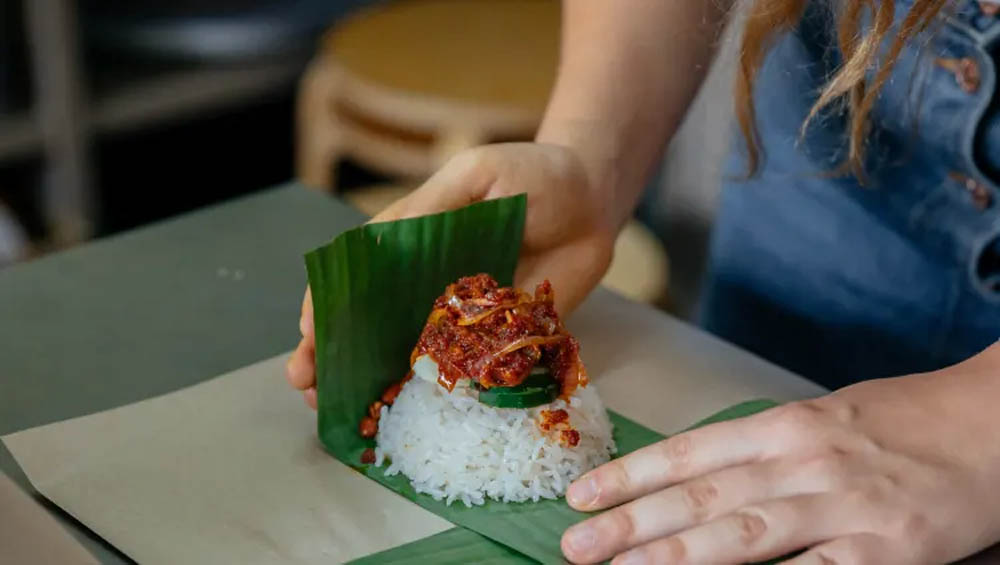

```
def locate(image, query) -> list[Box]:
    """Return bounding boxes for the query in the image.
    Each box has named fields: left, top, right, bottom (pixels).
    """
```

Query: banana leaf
left=351, top=400, right=780, bottom=565
left=305, top=195, right=779, bottom=563
left=305, top=195, right=526, bottom=460
left=350, top=527, right=534, bottom=565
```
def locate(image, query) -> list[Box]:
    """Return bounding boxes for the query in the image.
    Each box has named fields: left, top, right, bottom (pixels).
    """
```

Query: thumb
left=299, top=286, right=313, bottom=339
left=372, top=151, right=496, bottom=223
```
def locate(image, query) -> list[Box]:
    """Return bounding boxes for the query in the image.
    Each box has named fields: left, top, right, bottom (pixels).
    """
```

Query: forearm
left=536, top=0, right=731, bottom=232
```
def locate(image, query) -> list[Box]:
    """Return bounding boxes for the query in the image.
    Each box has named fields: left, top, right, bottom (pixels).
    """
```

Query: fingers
left=293, top=148, right=496, bottom=407
left=780, top=534, right=887, bottom=565
left=610, top=493, right=865, bottom=565
left=371, top=192, right=412, bottom=223
left=289, top=287, right=316, bottom=402
left=566, top=416, right=772, bottom=512
left=562, top=457, right=835, bottom=564
left=562, top=465, right=758, bottom=563
left=372, top=150, right=494, bottom=223
left=303, top=387, right=317, bottom=410
left=287, top=339, right=318, bottom=411
left=515, top=235, right=613, bottom=316
left=299, top=287, right=313, bottom=340
left=286, top=336, right=315, bottom=391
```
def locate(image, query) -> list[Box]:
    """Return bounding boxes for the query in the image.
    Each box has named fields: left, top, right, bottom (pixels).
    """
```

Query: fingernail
left=567, top=475, right=598, bottom=508
left=614, top=549, right=648, bottom=565
left=300, top=314, right=313, bottom=338
left=565, top=525, right=596, bottom=554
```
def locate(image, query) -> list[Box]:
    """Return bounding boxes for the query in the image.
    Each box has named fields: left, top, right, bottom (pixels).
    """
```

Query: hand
left=561, top=345, right=1000, bottom=564
left=286, top=143, right=617, bottom=408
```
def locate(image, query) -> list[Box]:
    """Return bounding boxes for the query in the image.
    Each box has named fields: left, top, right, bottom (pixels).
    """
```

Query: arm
left=287, top=0, right=731, bottom=406
left=538, top=0, right=731, bottom=232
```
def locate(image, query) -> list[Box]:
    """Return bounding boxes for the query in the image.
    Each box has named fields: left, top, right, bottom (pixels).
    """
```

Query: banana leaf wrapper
left=351, top=400, right=780, bottom=565
left=305, top=195, right=779, bottom=563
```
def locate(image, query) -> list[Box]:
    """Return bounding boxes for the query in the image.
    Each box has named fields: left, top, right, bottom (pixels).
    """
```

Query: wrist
left=535, top=117, right=638, bottom=233
left=939, top=341, right=1000, bottom=390
left=926, top=342, right=1000, bottom=473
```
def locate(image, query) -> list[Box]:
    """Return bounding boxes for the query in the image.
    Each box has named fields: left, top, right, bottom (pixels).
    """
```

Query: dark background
left=0, top=0, right=690, bottom=315
left=0, top=0, right=377, bottom=243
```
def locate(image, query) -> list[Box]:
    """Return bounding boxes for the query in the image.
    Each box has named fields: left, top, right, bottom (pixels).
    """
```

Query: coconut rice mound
left=373, top=378, right=616, bottom=507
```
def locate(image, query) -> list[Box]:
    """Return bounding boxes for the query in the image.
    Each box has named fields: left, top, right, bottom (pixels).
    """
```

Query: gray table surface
left=5, top=183, right=995, bottom=564
left=0, top=183, right=365, bottom=563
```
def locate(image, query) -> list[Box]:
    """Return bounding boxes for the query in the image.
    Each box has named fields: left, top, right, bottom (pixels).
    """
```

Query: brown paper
left=2, top=355, right=453, bottom=564
left=0, top=473, right=99, bottom=564
left=2, top=289, right=825, bottom=564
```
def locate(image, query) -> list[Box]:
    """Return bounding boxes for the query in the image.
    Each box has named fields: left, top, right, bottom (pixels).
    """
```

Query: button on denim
left=700, top=1, right=1000, bottom=389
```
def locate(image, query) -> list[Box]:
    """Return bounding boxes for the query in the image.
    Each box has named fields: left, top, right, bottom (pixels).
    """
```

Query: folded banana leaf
left=305, top=195, right=526, bottom=461
left=351, top=400, right=780, bottom=565
left=350, top=527, right=534, bottom=565
left=305, top=195, right=778, bottom=563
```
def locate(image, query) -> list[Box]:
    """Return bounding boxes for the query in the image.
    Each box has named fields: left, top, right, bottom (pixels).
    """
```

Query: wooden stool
left=297, top=0, right=670, bottom=305
left=297, top=0, right=559, bottom=187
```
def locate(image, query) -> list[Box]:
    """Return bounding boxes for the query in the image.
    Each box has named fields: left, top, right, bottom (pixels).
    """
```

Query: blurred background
left=0, top=0, right=739, bottom=320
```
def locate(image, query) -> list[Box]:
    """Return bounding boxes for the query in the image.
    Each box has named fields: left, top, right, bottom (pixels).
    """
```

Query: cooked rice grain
left=374, top=378, right=616, bottom=507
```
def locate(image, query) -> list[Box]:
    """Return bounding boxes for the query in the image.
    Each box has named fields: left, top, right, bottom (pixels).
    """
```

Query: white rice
left=374, top=376, right=616, bottom=507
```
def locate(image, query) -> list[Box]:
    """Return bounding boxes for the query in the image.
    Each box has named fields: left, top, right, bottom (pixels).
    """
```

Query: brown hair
left=735, top=0, right=950, bottom=179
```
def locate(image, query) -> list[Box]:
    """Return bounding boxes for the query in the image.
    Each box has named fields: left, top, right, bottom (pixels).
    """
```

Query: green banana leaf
left=351, top=399, right=780, bottom=565
left=305, top=195, right=526, bottom=460
left=350, top=527, right=534, bottom=565
left=305, top=195, right=780, bottom=563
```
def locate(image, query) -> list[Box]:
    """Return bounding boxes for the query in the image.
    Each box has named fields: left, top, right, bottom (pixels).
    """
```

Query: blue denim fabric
left=701, top=1, right=1000, bottom=390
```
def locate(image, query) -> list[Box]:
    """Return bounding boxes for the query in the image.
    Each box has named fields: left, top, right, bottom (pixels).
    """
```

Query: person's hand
left=561, top=345, right=1000, bottom=564
left=286, top=143, right=617, bottom=408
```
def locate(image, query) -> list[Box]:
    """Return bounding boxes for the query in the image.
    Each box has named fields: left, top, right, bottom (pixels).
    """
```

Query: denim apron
left=700, top=0, right=1000, bottom=390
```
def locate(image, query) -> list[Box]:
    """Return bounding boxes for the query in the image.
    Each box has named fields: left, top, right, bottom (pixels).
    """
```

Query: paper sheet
left=3, top=355, right=453, bottom=564
left=0, top=473, right=98, bottom=564
left=3, top=289, right=825, bottom=564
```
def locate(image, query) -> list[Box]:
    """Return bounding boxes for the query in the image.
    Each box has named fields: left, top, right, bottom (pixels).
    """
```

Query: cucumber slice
left=476, top=367, right=558, bottom=408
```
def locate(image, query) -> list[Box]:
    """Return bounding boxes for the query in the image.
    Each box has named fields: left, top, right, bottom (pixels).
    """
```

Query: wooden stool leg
left=296, top=60, right=343, bottom=191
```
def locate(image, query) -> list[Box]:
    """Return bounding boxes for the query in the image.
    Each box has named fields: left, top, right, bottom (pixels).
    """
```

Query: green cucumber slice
left=476, top=367, right=558, bottom=408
